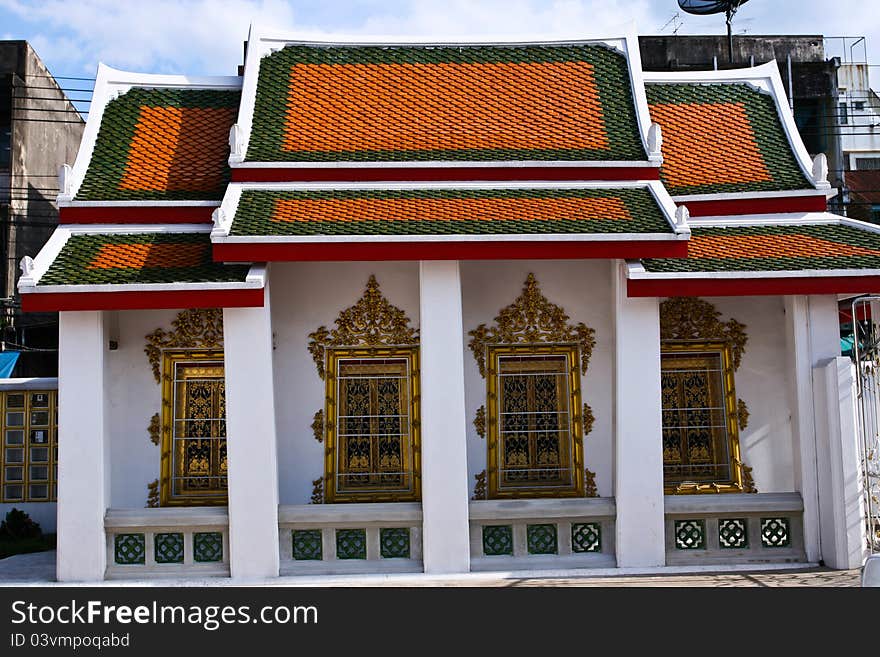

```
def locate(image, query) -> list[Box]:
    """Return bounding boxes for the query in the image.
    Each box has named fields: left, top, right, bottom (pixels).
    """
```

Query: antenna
left=677, top=0, right=751, bottom=63
left=659, top=12, right=683, bottom=35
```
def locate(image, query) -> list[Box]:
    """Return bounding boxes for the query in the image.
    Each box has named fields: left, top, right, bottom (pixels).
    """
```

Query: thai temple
left=9, top=26, right=874, bottom=580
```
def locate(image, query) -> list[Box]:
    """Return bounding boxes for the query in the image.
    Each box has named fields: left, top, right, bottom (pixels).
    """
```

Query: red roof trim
left=230, top=166, right=661, bottom=184
left=627, top=275, right=880, bottom=298
left=21, top=288, right=263, bottom=312
left=213, top=239, right=687, bottom=262
left=682, top=194, right=827, bottom=217
left=59, top=206, right=215, bottom=224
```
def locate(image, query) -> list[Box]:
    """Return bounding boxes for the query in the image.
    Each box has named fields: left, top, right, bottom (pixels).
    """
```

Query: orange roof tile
left=87, top=242, right=208, bottom=270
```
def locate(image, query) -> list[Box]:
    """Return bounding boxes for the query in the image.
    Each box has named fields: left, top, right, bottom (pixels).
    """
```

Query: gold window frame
left=486, top=344, right=584, bottom=498
left=160, top=349, right=227, bottom=506
left=660, top=341, right=745, bottom=494
left=324, top=346, right=421, bottom=503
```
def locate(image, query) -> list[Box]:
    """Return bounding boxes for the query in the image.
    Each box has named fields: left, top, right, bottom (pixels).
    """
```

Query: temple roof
left=223, top=185, right=676, bottom=238
left=75, top=87, right=240, bottom=202
left=244, top=43, right=648, bottom=163
left=646, top=81, right=812, bottom=197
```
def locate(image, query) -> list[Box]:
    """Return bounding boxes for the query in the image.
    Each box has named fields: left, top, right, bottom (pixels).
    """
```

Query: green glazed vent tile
left=674, top=519, right=705, bottom=550
left=379, top=528, right=411, bottom=559
left=571, top=522, right=602, bottom=553
left=336, top=529, right=367, bottom=560
left=292, top=530, right=323, bottom=561
left=154, top=532, right=184, bottom=564
left=193, top=532, right=223, bottom=562
left=114, top=533, right=145, bottom=565
left=482, top=525, right=514, bottom=556
left=527, top=524, right=558, bottom=555
left=760, top=517, right=791, bottom=548
left=718, top=519, right=749, bottom=550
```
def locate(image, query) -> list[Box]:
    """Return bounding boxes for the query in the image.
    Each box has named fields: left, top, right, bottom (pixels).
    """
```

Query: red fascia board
left=231, top=166, right=661, bottom=183
left=21, top=288, right=263, bottom=312
left=213, top=239, right=688, bottom=262
left=683, top=195, right=827, bottom=217
left=627, top=275, right=880, bottom=298
left=60, top=206, right=215, bottom=224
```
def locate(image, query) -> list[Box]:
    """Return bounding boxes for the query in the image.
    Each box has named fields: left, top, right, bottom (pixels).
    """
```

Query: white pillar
left=612, top=261, right=665, bottom=567
left=419, top=260, right=470, bottom=573
left=784, top=295, right=821, bottom=561
left=56, top=311, right=108, bottom=582
left=224, top=280, right=279, bottom=579
left=816, top=357, right=867, bottom=569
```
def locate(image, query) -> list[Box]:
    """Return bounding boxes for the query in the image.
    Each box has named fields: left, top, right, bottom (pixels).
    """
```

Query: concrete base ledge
left=664, top=492, right=804, bottom=515
left=105, top=506, right=229, bottom=529
left=469, top=497, right=616, bottom=521
left=278, top=502, right=422, bottom=526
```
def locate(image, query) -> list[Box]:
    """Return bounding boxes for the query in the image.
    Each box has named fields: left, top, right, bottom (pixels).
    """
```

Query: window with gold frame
left=324, top=346, right=420, bottom=503
left=0, top=390, right=57, bottom=502
left=487, top=344, right=584, bottom=498
left=160, top=350, right=227, bottom=506
left=660, top=342, right=745, bottom=493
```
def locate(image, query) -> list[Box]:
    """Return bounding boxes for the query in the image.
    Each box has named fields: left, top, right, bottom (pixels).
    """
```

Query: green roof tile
left=228, top=187, right=673, bottom=237
left=76, top=88, right=240, bottom=202
left=246, top=44, right=647, bottom=162
left=39, top=232, right=250, bottom=286
left=643, top=223, right=880, bottom=273
left=646, top=82, right=812, bottom=196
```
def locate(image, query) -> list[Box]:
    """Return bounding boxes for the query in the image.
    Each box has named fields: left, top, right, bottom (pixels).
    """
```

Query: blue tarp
left=0, top=351, right=20, bottom=378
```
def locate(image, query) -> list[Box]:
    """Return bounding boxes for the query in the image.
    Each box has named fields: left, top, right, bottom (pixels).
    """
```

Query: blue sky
left=0, top=0, right=877, bottom=84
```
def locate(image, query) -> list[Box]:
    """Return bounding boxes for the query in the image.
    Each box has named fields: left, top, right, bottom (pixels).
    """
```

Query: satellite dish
left=677, top=0, right=751, bottom=63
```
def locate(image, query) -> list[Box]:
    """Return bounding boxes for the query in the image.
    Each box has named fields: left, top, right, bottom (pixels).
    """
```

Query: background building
left=0, top=41, right=84, bottom=377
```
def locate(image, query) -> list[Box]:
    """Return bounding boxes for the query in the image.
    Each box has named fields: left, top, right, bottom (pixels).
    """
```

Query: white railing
left=469, top=497, right=616, bottom=571
left=279, top=503, right=422, bottom=576
left=664, top=493, right=806, bottom=565
left=104, top=507, right=229, bottom=579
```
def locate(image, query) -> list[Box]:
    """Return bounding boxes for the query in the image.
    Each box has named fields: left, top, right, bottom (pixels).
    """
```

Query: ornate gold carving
left=144, top=308, right=224, bottom=383
left=659, top=297, right=747, bottom=370
left=146, top=479, right=160, bottom=508
left=468, top=273, right=596, bottom=377
left=473, top=406, right=486, bottom=439
left=737, top=398, right=750, bottom=431
left=148, top=413, right=160, bottom=446
left=310, top=477, right=324, bottom=504
left=737, top=459, right=757, bottom=494
left=584, top=468, right=598, bottom=498
left=472, top=469, right=487, bottom=500
left=582, top=402, right=595, bottom=437
left=311, top=409, right=324, bottom=443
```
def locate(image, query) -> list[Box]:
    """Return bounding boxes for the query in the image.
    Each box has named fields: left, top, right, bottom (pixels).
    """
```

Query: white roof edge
left=687, top=211, right=843, bottom=227
left=60, top=63, right=242, bottom=204
left=26, top=280, right=263, bottom=295
left=231, top=159, right=659, bottom=169
left=220, top=180, right=665, bottom=191
left=642, top=60, right=780, bottom=84
left=672, top=189, right=829, bottom=203
left=213, top=232, right=686, bottom=245
left=628, top=267, right=880, bottom=281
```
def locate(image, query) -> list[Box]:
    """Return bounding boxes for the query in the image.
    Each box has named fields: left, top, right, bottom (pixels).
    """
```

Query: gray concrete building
left=0, top=42, right=84, bottom=376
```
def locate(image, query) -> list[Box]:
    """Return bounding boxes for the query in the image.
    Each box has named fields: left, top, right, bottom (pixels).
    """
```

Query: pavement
left=0, top=550, right=863, bottom=586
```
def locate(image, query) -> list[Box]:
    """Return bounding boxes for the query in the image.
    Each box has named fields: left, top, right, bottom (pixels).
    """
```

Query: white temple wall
left=270, top=261, right=421, bottom=505
left=107, top=308, right=179, bottom=508
left=701, top=295, right=795, bottom=493
left=460, top=260, right=615, bottom=498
